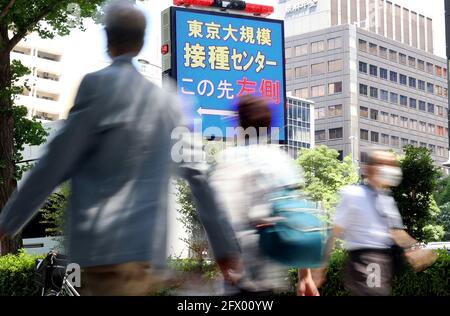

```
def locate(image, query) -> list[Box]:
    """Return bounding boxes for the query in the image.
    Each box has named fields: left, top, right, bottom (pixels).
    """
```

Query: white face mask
left=374, top=166, right=403, bottom=187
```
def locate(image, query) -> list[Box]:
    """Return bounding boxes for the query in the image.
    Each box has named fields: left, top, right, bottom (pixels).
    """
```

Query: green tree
left=39, top=182, right=70, bottom=237
left=434, top=175, right=450, bottom=207
left=297, top=145, right=358, bottom=218
left=437, top=203, right=450, bottom=241
left=175, top=179, right=209, bottom=264
left=392, top=145, right=444, bottom=242
left=0, top=0, right=105, bottom=255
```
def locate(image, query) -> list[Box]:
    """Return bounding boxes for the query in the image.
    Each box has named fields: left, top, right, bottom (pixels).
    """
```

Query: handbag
left=256, top=188, right=330, bottom=268
left=391, top=229, right=438, bottom=273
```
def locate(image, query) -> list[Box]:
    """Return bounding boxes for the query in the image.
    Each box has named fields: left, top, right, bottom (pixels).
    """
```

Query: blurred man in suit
left=0, top=0, right=239, bottom=295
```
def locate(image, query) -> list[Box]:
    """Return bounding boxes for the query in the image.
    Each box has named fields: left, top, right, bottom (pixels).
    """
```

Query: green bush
left=290, top=249, right=450, bottom=296
left=0, top=250, right=41, bottom=296
left=1, top=250, right=449, bottom=296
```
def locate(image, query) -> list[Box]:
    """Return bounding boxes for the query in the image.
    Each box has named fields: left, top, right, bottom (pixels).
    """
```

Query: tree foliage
left=39, top=183, right=70, bottom=237
left=0, top=0, right=106, bottom=255
left=296, top=145, right=358, bottom=218
left=392, top=145, right=444, bottom=242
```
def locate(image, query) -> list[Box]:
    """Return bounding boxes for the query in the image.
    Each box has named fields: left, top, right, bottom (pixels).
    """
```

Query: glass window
left=328, top=59, right=343, bottom=72
left=381, top=134, right=389, bottom=145
left=379, top=47, right=388, bottom=59
left=409, top=98, right=417, bottom=109
left=391, top=136, right=400, bottom=147
left=295, top=87, right=309, bottom=98
left=399, top=53, right=407, bottom=64
left=390, top=114, right=399, bottom=125
left=438, top=146, right=445, bottom=156
left=444, top=68, right=448, bottom=78
left=400, top=95, right=408, bottom=106
left=426, top=62, right=434, bottom=74
left=420, top=142, right=427, bottom=148
left=371, top=131, right=379, bottom=143
left=419, top=100, right=426, bottom=111
left=435, top=85, right=443, bottom=96
left=390, top=92, right=398, bottom=104
left=390, top=71, right=397, bottom=82
left=328, top=37, right=342, bottom=50
left=370, top=87, right=378, bottom=98
left=427, top=103, right=435, bottom=114
left=418, top=59, right=425, bottom=71
left=409, top=77, right=416, bottom=88
left=380, top=68, right=388, bottom=79
left=360, top=106, right=368, bottom=118
left=328, top=104, right=343, bottom=117
left=427, top=82, right=434, bottom=93
left=285, top=47, right=292, bottom=59
left=311, top=40, right=325, bottom=53
left=295, top=44, right=308, bottom=56
left=315, top=130, right=326, bottom=141
left=408, top=56, right=416, bottom=68
left=328, top=81, right=343, bottom=94
left=400, top=116, right=408, bottom=128
left=418, top=80, right=425, bottom=90
left=428, top=124, right=436, bottom=134
left=329, top=128, right=343, bottom=139
left=295, top=65, right=309, bottom=78
left=428, top=144, right=436, bottom=154
left=401, top=138, right=409, bottom=148
left=419, top=121, right=427, bottom=132
left=286, top=68, right=294, bottom=80
left=370, top=109, right=378, bottom=120
left=315, top=107, right=326, bottom=119
left=369, top=43, right=377, bottom=55
left=311, top=85, right=325, bottom=97
left=380, top=89, right=389, bottom=101
left=381, top=111, right=389, bottom=123
left=437, top=126, right=445, bottom=136
left=436, top=65, right=443, bottom=77
left=359, top=84, right=368, bottom=96
left=369, top=65, right=378, bottom=76
left=399, top=74, right=407, bottom=85
left=311, top=62, right=326, bottom=75
left=359, top=61, right=368, bottom=73
left=410, top=119, right=418, bottom=129
left=360, top=129, right=369, bottom=141
left=389, top=49, right=397, bottom=62
left=359, top=39, right=367, bottom=51
left=410, top=140, right=418, bottom=147
left=437, top=105, right=444, bottom=116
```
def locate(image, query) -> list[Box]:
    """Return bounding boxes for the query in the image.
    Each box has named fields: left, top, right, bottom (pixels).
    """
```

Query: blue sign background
left=172, top=7, right=286, bottom=141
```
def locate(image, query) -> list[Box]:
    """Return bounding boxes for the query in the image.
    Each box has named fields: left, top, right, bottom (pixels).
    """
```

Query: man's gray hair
left=104, top=0, right=146, bottom=50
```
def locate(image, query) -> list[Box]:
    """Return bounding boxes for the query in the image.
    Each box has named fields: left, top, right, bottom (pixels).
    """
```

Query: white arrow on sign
left=197, top=107, right=237, bottom=117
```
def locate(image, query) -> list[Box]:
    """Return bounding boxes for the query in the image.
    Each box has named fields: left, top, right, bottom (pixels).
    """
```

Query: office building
left=281, top=0, right=448, bottom=166
left=285, top=95, right=315, bottom=158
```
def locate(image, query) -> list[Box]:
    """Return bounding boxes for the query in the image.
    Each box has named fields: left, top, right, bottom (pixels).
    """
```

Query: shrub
left=0, top=250, right=41, bottom=296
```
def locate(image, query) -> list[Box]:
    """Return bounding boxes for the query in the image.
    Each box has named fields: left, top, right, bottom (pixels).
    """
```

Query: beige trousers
left=80, top=262, right=171, bottom=296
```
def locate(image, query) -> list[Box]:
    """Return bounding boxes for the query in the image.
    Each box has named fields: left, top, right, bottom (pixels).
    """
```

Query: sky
left=60, top=0, right=447, bottom=82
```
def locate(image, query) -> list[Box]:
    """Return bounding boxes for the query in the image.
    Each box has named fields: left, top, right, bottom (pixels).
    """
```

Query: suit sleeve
left=0, top=75, right=98, bottom=236
left=164, top=92, right=240, bottom=260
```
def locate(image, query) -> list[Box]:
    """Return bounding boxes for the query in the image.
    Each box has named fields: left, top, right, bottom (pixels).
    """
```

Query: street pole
left=443, top=0, right=450, bottom=169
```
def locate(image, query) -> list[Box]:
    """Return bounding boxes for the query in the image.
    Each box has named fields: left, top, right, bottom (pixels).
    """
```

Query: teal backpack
left=257, top=189, right=331, bottom=268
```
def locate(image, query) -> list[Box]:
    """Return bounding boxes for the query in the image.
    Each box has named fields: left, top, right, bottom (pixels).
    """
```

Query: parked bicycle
left=35, top=251, right=80, bottom=296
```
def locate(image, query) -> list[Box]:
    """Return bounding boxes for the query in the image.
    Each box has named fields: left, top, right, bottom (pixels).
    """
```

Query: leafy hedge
left=1, top=250, right=449, bottom=296
left=0, top=251, right=41, bottom=296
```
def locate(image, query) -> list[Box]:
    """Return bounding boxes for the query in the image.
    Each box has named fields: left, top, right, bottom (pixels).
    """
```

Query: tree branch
left=0, top=0, right=16, bottom=20
left=7, top=1, right=60, bottom=51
